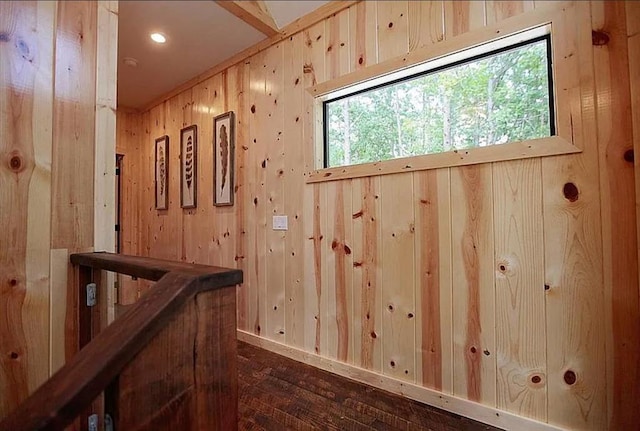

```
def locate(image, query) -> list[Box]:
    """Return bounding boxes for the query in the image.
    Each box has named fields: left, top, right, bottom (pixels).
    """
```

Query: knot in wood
left=624, top=149, right=634, bottom=163
left=563, top=370, right=577, bottom=385
left=563, top=182, right=579, bottom=202
left=16, top=38, right=32, bottom=61
left=9, top=154, right=24, bottom=172
left=591, top=30, right=610, bottom=46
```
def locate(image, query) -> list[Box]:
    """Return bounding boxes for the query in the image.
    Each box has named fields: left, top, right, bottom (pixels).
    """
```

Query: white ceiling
left=117, top=1, right=329, bottom=109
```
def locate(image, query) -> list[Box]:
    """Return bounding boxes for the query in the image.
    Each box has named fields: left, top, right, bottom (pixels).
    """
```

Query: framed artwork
left=213, top=111, right=235, bottom=206
left=180, top=125, right=198, bottom=208
left=155, top=135, right=169, bottom=210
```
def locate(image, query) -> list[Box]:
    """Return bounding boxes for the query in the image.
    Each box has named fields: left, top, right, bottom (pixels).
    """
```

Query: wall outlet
left=272, top=215, right=288, bottom=231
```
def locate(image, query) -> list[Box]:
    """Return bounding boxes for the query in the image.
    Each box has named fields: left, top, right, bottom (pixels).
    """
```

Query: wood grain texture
left=116, top=111, right=143, bottom=305
left=629, top=15, right=640, bottom=414
left=214, top=0, right=279, bottom=37
left=234, top=62, right=250, bottom=331
left=408, top=0, right=444, bottom=51
left=592, top=2, right=640, bottom=429
left=348, top=1, right=378, bottom=71
left=1, top=254, right=241, bottom=431
left=485, top=0, right=533, bottom=26
left=115, top=1, right=640, bottom=429
left=301, top=21, right=327, bottom=354
left=543, top=3, right=607, bottom=430
left=443, top=0, right=485, bottom=39
left=451, top=164, right=496, bottom=405
left=351, top=177, right=382, bottom=372
left=414, top=169, right=452, bottom=393
left=1, top=0, right=54, bottom=419
left=326, top=180, right=353, bottom=363
left=380, top=173, right=415, bottom=382
left=493, top=158, right=546, bottom=421
left=264, top=43, right=286, bottom=342
left=238, top=340, right=502, bottom=431
left=376, top=1, right=409, bottom=62
left=325, top=8, right=350, bottom=81
left=282, top=34, right=305, bottom=348
left=247, top=50, right=268, bottom=337
left=51, top=0, right=97, bottom=250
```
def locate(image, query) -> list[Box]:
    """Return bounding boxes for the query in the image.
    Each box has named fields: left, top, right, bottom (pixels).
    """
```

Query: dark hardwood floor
left=238, top=342, right=502, bottom=431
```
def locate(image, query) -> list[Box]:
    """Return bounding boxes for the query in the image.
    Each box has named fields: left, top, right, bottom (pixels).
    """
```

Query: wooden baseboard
left=238, top=331, right=564, bottom=431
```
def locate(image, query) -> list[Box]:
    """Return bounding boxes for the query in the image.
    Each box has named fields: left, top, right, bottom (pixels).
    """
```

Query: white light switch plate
left=272, top=215, right=288, bottom=230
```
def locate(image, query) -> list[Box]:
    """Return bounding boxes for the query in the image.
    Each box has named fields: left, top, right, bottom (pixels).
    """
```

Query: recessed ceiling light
left=150, top=32, right=166, bottom=44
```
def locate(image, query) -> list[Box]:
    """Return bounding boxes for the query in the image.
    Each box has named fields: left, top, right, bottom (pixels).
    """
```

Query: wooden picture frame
left=180, top=125, right=198, bottom=208
left=213, top=111, right=235, bottom=206
left=155, top=135, right=169, bottom=210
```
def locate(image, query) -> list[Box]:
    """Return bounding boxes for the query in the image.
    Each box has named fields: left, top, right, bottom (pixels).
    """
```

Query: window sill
left=305, top=136, right=579, bottom=183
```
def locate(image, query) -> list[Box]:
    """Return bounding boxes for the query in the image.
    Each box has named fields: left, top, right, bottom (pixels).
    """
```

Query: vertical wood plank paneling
left=164, top=95, right=184, bottom=260
left=187, top=79, right=211, bottom=266
left=443, top=0, right=485, bottom=39
left=493, top=159, right=546, bottom=421
left=324, top=180, right=353, bottom=362
left=94, top=0, right=117, bottom=257
left=214, top=72, right=236, bottom=269
left=352, top=177, right=383, bottom=372
left=414, top=168, right=452, bottom=393
left=177, top=88, right=194, bottom=262
left=283, top=33, right=306, bottom=348
left=247, top=51, right=267, bottom=336
left=485, top=0, right=533, bottom=26
left=380, top=173, right=415, bottom=382
left=592, top=2, right=640, bottom=429
left=325, top=8, right=350, bottom=80
left=147, top=103, right=168, bottom=260
left=94, top=0, right=118, bottom=324
left=348, top=1, right=378, bottom=70
left=236, top=62, right=250, bottom=331
left=376, top=1, right=409, bottom=62
left=114, top=2, right=640, bottom=430
left=0, top=1, right=55, bottom=417
left=408, top=0, right=444, bottom=52
left=451, top=165, right=496, bottom=405
left=544, top=3, right=607, bottom=430
left=302, top=21, right=326, bottom=353
left=629, top=5, right=640, bottom=363
left=116, top=111, right=143, bottom=305
left=228, top=63, right=247, bottom=330
left=264, top=42, right=286, bottom=342
left=51, top=1, right=97, bottom=250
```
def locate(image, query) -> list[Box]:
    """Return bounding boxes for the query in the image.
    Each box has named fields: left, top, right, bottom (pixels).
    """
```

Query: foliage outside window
left=324, top=36, right=554, bottom=168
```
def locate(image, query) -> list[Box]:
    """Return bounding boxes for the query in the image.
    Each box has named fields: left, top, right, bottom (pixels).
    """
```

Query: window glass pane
left=325, top=37, right=552, bottom=168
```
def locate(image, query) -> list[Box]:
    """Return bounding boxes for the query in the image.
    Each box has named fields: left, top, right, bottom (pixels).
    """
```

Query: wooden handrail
left=0, top=253, right=242, bottom=431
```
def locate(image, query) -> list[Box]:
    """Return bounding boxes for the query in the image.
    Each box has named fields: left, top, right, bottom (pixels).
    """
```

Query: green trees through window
left=324, top=37, right=552, bottom=168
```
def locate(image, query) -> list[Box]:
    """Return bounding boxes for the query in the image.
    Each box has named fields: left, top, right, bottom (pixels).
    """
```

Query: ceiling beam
left=215, top=1, right=280, bottom=37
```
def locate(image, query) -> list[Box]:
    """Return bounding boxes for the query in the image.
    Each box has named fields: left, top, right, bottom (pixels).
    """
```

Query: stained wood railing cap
left=70, top=252, right=243, bottom=284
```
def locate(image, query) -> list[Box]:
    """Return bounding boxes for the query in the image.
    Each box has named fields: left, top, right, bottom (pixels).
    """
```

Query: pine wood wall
left=117, top=1, right=640, bottom=429
left=0, top=0, right=117, bottom=420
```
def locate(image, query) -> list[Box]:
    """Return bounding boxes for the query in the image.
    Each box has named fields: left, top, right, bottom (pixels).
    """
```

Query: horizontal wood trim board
left=237, top=331, right=563, bottom=431
left=140, top=0, right=360, bottom=112
left=307, top=137, right=579, bottom=183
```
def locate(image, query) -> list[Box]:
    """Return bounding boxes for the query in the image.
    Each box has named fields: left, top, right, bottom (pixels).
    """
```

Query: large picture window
left=323, top=35, right=554, bottom=169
